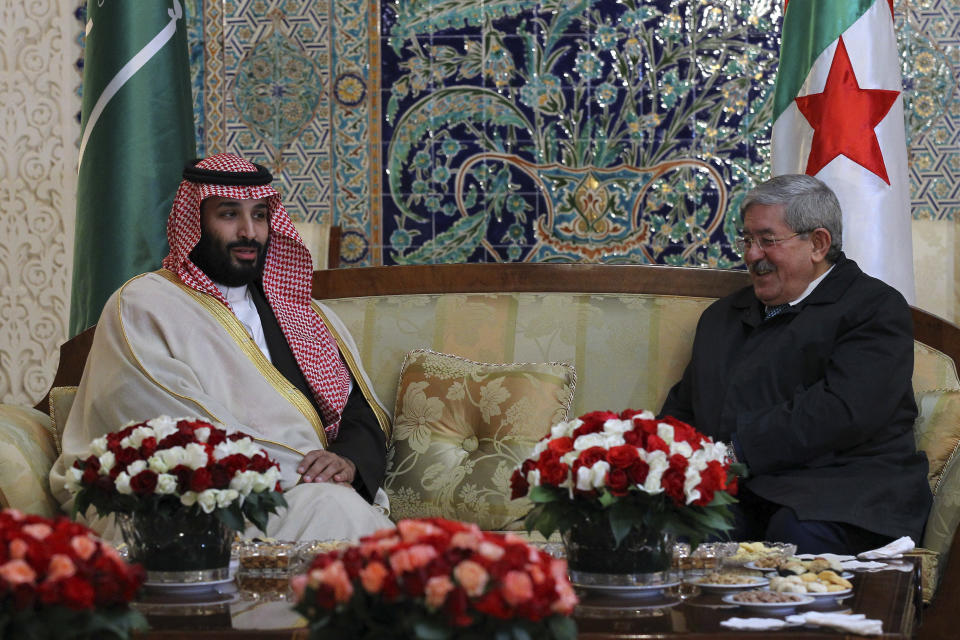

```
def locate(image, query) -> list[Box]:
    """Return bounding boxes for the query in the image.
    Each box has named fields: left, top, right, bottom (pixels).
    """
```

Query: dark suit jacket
left=661, top=254, right=931, bottom=541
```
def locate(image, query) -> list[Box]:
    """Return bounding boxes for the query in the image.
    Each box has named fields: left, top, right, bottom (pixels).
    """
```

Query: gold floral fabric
left=321, top=292, right=711, bottom=417
left=386, top=349, right=576, bottom=530
left=0, top=404, right=59, bottom=517
left=915, top=389, right=960, bottom=494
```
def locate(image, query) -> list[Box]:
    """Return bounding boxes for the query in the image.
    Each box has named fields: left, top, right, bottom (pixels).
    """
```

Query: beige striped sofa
left=2, top=263, right=960, bottom=620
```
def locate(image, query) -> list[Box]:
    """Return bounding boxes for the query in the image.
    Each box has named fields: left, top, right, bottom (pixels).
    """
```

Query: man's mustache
left=750, top=259, right=776, bottom=276
left=227, top=239, right=263, bottom=251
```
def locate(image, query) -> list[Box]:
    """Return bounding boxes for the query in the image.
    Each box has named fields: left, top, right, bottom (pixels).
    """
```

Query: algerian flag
left=770, top=0, right=914, bottom=303
left=70, top=1, right=196, bottom=335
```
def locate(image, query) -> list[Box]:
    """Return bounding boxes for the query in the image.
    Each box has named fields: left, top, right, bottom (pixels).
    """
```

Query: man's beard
left=189, top=233, right=266, bottom=287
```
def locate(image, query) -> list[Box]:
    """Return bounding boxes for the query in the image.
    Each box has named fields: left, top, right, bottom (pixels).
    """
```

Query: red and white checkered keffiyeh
left=162, top=153, right=350, bottom=439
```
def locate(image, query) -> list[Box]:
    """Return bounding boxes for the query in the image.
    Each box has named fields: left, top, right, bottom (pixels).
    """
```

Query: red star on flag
left=794, top=36, right=900, bottom=184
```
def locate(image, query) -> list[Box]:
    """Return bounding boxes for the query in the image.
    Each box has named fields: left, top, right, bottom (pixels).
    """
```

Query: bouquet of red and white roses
left=511, top=409, right=740, bottom=547
left=65, top=416, right=287, bottom=533
left=291, top=517, right=578, bottom=640
left=0, top=508, right=146, bottom=639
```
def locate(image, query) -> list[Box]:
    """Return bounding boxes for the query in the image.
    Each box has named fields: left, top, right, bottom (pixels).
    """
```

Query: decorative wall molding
left=0, top=0, right=80, bottom=405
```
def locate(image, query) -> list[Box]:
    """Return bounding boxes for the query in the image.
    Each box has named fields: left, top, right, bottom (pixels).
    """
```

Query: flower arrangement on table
left=0, top=508, right=146, bottom=639
left=510, top=409, right=740, bottom=575
left=65, top=416, right=287, bottom=533
left=291, top=517, right=578, bottom=640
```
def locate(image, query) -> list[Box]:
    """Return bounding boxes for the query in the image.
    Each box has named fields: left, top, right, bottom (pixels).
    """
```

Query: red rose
left=618, top=409, right=646, bottom=420
left=249, top=454, right=273, bottom=473
left=114, top=447, right=140, bottom=467
left=645, top=434, right=670, bottom=454
left=474, top=590, right=511, bottom=619
left=573, top=446, right=607, bottom=470
left=138, top=436, right=157, bottom=458
left=539, top=458, right=568, bottom=487
left=129, top=470, right=158, bottom=495
left=210, top=465, right=232, bottom=489
left=220, top=454, right=249, bottom=476
left=60, top=575, right=95, bottom=609
left=81, top=466, right=99, bottom=486
left=606, top=444, right=639, bottom=470
left=170, top=465, right=193, bottom=493
left=622, top=429, right=644, bottom=446
left=628, top=459, right=649, bottom=485
left=546, top=437, right=574, bottom=456
left=206, top=429, right=228, bottom=446
left=606, top=468, right=630, bottom=496
left=190, top=467, right=213, bottom=493
left=509, top=469, right=529, bottom=500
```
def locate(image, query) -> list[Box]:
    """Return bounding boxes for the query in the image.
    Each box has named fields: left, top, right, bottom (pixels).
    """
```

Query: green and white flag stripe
left=772, top=0, right=876, bottom=120
left=71, top=1, right=196, bottom=335
left=770, top=0, right=914, bottom=302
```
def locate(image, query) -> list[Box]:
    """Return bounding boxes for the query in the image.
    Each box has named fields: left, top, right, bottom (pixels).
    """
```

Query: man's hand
left=298, top=450, right=357, bottom=485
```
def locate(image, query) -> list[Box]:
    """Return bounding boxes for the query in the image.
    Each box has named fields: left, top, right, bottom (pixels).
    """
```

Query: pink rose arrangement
left=292, top=517, right=578, bottom=639
left=511, top=409, right=739, bottom=548
left=0, top=508, right=146, bottom=638
left=65, top=416, right=287, bottom=533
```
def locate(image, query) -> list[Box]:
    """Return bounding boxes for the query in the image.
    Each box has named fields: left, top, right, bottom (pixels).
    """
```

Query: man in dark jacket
left=661, top=174, right=931, bottom=554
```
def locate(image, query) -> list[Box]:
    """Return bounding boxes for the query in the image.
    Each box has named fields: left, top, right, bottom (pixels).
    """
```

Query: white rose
left=603, top=419, right=632, bottom=435
left=98, top=451, right=116, bottom=474
left=180, top=491, right=198, bottom=507
left=156, top=473, right=178, bottom=495
left=64, top=467, right=83, bottom=494
left=216, top=489, right=239, bottom=509
left=148, top=416, right=179, bottom=440
left=230, top=471, right=256, bottom=495
left=636, top=409, right=655, bottom=420
left=561, top=450, right=579, bottom=466
left=183, top=442, right=210, bottom=470
left=641, top=450, right=668, bottom=495
left=251, top=468, right=279, bottom=493
left=573, top=433, right=605, bottom=450
left=602, top=432, right=626, bottom=449
left=194, top=427, right=211, bottom=443
left=657, top=422, right=675, bottom=445
left=148, top=454, right=170, bottom=474
left=126, top=460, right=147, bottom=476
left=197, top=489, right=218, bottom=513
left=90, top=436, right=109, bottom=457
left=153, top=446, right=186, bottom=470
left=115, top=472, right=133, bottom=495
left=553, top=419, right=580, bottom=439
left=669, top=440, right=693, bottom=459
left=575, top=461, right=609, bottom=491
left=526, top=468, right=542, bottom=488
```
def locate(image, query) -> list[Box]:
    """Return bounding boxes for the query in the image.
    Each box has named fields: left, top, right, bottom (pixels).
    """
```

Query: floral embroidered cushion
left=385, top=349, right=576, bottom=530
left=914, top=389, right=960, bottom=494
left=0, top=405, right=59, bottom=516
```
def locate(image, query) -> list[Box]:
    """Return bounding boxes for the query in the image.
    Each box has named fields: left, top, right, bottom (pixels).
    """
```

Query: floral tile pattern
left=179, top=0, right=958, bottom=266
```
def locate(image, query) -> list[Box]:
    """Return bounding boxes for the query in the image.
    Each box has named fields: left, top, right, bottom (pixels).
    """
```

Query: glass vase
left=561, top=511, right=674, bottom=587
left=117, top=509, right=233, bottom=584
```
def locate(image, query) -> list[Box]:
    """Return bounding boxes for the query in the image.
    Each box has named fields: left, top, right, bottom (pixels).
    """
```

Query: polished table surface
left=133, top=560, right=921, bottom=639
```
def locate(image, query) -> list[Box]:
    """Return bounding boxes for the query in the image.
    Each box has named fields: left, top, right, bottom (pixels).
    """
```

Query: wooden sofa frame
left=36, top=263, right=960, bottom=635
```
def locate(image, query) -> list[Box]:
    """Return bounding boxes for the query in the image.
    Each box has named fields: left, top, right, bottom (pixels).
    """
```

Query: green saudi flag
left=71, top=0, right=196, bottom=335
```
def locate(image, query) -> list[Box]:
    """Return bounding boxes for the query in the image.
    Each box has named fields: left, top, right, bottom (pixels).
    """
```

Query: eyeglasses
left=734, top=232, right=807, bottom=254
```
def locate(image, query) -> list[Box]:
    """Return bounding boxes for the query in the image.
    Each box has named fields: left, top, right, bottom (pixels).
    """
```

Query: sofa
left=3, top=263, right=960, bottom=615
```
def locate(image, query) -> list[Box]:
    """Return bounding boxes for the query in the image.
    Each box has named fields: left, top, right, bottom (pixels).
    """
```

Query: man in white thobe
left=50, top=153, right=393, bottom=542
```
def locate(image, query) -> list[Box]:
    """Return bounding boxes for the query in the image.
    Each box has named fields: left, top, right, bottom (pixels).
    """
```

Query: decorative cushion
left=0, top=404, right=59, bottom=517
left=385, top=349, right=576, bottom=530
left=48, top=386, right=79, bottom=455
left=914, top=389, right=960, bottom=494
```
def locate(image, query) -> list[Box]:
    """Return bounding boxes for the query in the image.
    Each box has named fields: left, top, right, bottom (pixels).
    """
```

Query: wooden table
left=134, top=562, right=921, bottom=639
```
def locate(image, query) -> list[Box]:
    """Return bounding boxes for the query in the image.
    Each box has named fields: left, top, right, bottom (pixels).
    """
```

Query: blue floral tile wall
left=186, top=0, right=959, bottom=267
